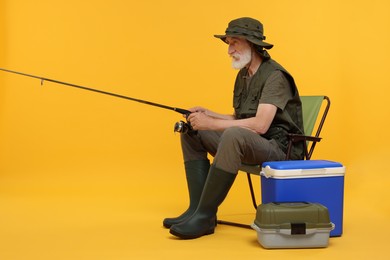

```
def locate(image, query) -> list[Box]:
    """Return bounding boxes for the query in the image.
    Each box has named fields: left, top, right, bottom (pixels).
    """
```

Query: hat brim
left=214, top=34, right=273, bottom=49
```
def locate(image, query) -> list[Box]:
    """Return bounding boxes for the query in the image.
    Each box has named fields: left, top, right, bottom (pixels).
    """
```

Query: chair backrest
left=299, top=96, right=331, bottom=160
left=300, top=96, right=330, bottom=137
left=239, top=95, right=330, bottom=174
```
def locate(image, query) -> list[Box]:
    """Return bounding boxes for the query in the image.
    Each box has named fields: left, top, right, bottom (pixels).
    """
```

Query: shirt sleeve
left=258, top=70, right=293, bottom=110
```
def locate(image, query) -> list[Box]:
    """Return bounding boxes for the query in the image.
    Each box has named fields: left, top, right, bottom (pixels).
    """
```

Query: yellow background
left=1, top=0, right=389, bottom=259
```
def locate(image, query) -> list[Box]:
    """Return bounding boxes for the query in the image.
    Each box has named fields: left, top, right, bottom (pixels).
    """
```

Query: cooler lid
left=261, top=160, right=345, bottom=178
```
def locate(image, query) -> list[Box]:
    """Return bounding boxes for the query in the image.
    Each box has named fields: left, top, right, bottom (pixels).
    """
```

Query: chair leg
left=216, top=220, right=252, bottom=229
left=216, top=172, right=258, bottom=229
left=246, top=173, right=258, bottom=209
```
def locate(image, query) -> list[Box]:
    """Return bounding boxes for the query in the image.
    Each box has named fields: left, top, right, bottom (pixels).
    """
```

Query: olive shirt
left=248, top=70, right=292, bottom=110
left=233, top=58, right=304, bottom=160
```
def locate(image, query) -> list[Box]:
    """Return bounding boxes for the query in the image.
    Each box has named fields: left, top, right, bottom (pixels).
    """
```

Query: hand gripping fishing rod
left=0, top=67, right=194, bottom=134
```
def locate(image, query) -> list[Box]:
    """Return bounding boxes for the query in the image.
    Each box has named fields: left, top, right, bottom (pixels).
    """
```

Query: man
left=164, top=17, right=304, bottom=239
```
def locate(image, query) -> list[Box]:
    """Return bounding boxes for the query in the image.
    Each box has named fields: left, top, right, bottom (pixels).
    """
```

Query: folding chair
left=217, top=96, right=331, bottom=228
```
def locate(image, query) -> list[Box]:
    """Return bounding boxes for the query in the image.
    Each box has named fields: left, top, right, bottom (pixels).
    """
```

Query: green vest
left=233, top=59, right=304, bottom=160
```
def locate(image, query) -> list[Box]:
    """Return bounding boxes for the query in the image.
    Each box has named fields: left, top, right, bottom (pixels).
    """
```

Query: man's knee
left=218, top=127, right=251, bottom=152
left=220, top=127, right=247, bottom=144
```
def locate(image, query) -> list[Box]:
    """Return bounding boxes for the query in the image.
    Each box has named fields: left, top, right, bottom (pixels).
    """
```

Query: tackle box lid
left=261, top=160, right=345, bottom=179
left=254, top=202, right=334, bottom=231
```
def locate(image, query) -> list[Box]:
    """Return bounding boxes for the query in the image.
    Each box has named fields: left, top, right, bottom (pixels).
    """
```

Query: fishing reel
left=174, top=120, right=197, bottom=135
left=173, top=111, right=197, bottom=135
left=174, top=120, right=191, bottom=134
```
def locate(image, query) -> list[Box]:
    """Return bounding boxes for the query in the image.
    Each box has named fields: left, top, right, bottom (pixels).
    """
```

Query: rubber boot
left=169, top=166, right=237, bottom=239
left=163, top=160, right=210, bottom=228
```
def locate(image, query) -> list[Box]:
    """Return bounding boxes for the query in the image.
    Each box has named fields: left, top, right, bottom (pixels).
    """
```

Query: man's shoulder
left=263, top=58, right=285, bottom=71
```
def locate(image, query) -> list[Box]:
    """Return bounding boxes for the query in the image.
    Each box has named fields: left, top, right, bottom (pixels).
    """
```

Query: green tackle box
left=251, top=202, right=334, bottom=249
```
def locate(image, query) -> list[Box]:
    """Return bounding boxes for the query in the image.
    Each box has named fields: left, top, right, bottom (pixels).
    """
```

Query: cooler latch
left=291, top=223, right=306, bottom=235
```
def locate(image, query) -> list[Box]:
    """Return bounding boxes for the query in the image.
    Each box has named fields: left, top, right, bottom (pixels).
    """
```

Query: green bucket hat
left=214, top=17, right=273, bottom=49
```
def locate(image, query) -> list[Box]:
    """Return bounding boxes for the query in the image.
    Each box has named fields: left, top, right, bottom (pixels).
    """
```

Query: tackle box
left=260, top=160, right=345, bottom=237
left=251, top=202, right=334, bottom=249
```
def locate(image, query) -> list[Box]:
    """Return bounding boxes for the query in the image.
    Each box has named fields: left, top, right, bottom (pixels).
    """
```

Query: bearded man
left=165, top=17, right=305, bottom=239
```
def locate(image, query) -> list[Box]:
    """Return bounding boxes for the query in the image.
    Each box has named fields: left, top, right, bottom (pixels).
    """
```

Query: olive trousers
left=181, top=126, right=286, bottom=173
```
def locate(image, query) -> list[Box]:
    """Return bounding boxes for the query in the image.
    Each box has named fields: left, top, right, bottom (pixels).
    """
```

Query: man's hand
left=187, top=111, right=214, bottom=130
left=188, top=106, right=208, bottom=114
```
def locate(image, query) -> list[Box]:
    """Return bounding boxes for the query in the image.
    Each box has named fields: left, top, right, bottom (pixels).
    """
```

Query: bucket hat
left=214, top=17, right=273, bottom=49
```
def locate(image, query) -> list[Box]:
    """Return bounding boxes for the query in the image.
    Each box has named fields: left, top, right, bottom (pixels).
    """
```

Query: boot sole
left=169, top=228, right=215, bottom=239
left=163, top=217, right=217, bottom=229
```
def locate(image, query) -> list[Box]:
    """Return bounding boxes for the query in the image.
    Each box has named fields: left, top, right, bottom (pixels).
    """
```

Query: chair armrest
left=286, top=133, right=322, bottom=160
left=287, top=133, right=322, bottom=143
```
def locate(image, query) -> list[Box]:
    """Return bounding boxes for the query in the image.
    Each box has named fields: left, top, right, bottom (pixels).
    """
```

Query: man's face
left=226, top=36, right=252, bottom=70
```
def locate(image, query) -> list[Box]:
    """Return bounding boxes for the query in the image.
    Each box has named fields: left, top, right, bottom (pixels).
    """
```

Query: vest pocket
left=247, top=90, right=259, bottom=112
left=233, top=94, right=241, bottom=109
left=233, top=87, right=243, bottom=110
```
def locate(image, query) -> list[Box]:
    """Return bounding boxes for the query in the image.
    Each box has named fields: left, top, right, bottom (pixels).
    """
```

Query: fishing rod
left=0, top=67, right=194, bottom=134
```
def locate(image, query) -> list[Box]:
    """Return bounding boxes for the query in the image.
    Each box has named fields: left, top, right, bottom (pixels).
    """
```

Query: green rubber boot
left=169, top=166, right=237, bottom=239
left=163, top=160, right=210, bottom=228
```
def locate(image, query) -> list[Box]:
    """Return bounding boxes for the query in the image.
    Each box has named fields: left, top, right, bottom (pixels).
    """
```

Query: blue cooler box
left=260, top=160, right=345, bottom=237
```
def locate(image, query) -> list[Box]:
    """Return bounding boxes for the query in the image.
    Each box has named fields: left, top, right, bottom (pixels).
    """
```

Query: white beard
left=231, top=48, right=252, bottom=70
